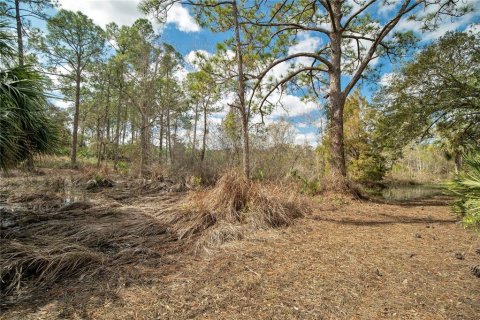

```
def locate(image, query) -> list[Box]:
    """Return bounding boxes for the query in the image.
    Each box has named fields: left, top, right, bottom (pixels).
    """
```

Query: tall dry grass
left=160, top=170, right=311, bottom=252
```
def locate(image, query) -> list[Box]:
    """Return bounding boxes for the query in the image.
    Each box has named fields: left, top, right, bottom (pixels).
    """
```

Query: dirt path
left=4, top=194, right=478, bottom=319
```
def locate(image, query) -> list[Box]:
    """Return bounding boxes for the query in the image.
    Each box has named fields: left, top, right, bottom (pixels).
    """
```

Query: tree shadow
left=365, top=194, right=453, bottom=207
left=312, top=211, right=458, bottom=226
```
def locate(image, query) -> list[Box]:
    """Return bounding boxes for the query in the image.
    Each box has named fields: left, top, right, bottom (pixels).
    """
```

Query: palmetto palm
left=448, top=154, right=480, bottom=231
left=0, top=21, right=58, bottom=171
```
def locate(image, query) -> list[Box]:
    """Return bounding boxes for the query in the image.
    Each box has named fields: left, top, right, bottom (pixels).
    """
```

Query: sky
left=40, top=0, right=480, bottom=146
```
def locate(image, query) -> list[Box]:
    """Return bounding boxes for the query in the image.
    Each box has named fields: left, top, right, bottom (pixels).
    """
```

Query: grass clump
left=163, top=170, right=310, bottom=251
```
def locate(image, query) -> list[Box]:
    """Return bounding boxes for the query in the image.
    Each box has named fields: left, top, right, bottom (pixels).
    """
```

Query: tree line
left=1, top=0, right=478, bottom=187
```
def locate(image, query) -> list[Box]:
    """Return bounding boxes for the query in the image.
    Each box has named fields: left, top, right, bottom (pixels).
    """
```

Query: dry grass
left=160, top=170, right=311, bottom=252
left=68, top=196, right=478, bottom=320
left=1, top=170, right=479, bottom=319
left=1, top=242, right=103, bottom=300
left=0, top=201, right=176, bottom=308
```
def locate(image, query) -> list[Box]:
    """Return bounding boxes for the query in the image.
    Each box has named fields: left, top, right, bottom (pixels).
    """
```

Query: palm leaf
left=448, top=154, right=480, bottom=231
left=0, top=65, right=59, bottom=170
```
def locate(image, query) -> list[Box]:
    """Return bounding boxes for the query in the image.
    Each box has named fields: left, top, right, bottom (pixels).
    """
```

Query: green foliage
left=448, top=154, right=480, bottom=231
left=290, top=169, right=320, bottom=196
left=390, top=144, right=454, bottom=181
left=55, top=146, right=70, bottom=156
left=252, top=169, right=266, bottom=181
left=190, top=175, right=203, bottom=187
left=0, top=66, right=59, bottom=170
left=77, top=147, right=95, bottom=159
left=375, top=31, right=480, bottom=158
left=349, top=153, right=386, bottom=182
left=42, top=10, right=105, bottom=61
left=0, top=21, right=15, bottom=64
left=223, top=111, right=240, bottom=142
left=0, top=21, right=59, bottom=170
left=343, top=91, right=386, bottom=182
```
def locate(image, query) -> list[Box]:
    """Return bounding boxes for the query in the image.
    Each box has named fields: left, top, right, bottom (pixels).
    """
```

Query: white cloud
left=346, top=0, right=362, bottom=12
left=421, top=12, right=478, bottom=41
left=395, top=1, right=480, bottom=42
left=294, top=132, right=318, bottom=146
left=166, top=3, right=200, bottom=32
left=185, top=50, right=211, bottom=69
left=271, top=94, right=318, bottom=117
left=209, top=116, right=224, bottom=125
left=377, top=1, right=398, bottom=17
left=267, top=32, right=322, bottom=81
left=343, top=21, right=382, bottom=71
left=174, top=67, right=188, bottom=82
left=379, top=72, right=394, bottom=87
left=288, top=32, right=322, bottom=55
left=57, top=0, right=199, bottom=32
left=58, top=0, right=143, bottom=28
left=465, top=23, right=479, bottom=34
left=51, top=98, right=71, bottom=109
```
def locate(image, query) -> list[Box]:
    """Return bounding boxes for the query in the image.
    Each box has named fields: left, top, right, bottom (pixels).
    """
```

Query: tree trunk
left=114, top=71, right=123, bottom=171
left=192, top=102, right=198, bottom=159
left=240, top=111, right=250, bottom=179
left=173, top=119, right=178, bottom=161
left=122, top=106, right=128, bottom=145
left=201, top=102, right=207, bottom=162
left=167, top=108, right=172, bottom=165
left=326, top=2, right=347, bottom=188
left=71, top=67, right=81, bottom=167
left=96, top=115, right=102, bottom=167
left=159, top=108, right=164, bottom=164
left=232, top=0, right=250, bottom=179
left=15, top=0, right=24, bottom=66
left=16, top=1, right=31, bottom=170
left=139, top=109, right=148, bottom=177
left=454, top=152, right=463, bottom=174
left=131, top=119, right=135, bottom=144
left=327, top=82, right=347, bottom=180
left=103, top=77, right=111, bottom=163
left=105, top=77, right=111, bottom=141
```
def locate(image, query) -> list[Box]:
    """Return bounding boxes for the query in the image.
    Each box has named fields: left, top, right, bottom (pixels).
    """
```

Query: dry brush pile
left=0, top=198, right=176, bottom=308
left=159, top=170, right=311, bottom=252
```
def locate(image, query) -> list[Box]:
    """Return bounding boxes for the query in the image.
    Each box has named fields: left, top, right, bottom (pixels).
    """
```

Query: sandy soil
left=1, top=171, right=479, bottom=319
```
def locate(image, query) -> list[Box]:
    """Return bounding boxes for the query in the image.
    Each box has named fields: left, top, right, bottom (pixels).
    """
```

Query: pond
left=62, top=177, right=86, bottom=204
left=381, top=184, right=445, bottom=202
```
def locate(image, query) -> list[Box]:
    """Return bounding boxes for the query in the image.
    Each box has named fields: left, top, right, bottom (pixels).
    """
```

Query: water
left=381, top=184, right=444, bottom=201
left=0, top=178, right=89, bottom=230
left=62, top=177, right=86, bottom=204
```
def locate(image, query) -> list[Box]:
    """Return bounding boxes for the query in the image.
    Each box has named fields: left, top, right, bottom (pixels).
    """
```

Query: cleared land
left=1, top=170, right=479, bottom=319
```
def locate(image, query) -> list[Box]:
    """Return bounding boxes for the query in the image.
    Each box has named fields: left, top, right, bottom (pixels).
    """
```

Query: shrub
left=349, top=153, right=386, bottom=182
left=448, top=154, right=480, bottom=231
left=290, top=169, right=320, bottom=195
left=0, top=66, right=58, bottom=171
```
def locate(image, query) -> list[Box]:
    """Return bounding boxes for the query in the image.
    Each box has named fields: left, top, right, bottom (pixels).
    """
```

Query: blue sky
left=28, top=0, right=480, bottom=146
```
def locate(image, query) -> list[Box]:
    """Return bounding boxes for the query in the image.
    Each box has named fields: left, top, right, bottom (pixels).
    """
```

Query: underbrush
left=0, top=169, right=312, bottom=307
left=0, top=202, right=174, bottom=308
left=160, top=170, right=311, bottom=252
left=448, top=155, right=480, bottom=230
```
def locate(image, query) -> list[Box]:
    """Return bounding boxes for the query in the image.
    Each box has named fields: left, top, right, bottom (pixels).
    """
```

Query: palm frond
left=0, top=20, right=16, bottom=64
left=448, top=153, right=480, bottom=231
left=0, top=66, right=59, bottom=171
